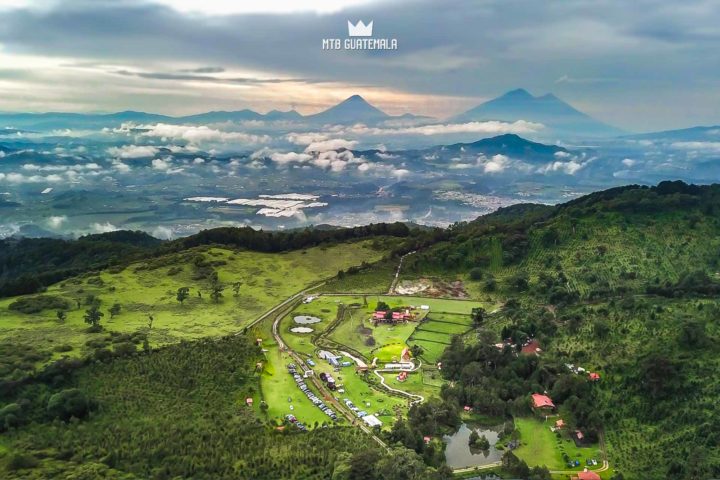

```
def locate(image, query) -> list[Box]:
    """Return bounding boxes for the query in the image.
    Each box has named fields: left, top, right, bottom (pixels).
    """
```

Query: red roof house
left=531, top=393, right=555, bottom=409
left=574, top=470, right=601, bottom=480
left=521, top=339, right=541, bottom=355
left=373, top=311, right=387, bottom=320
left=588, top=372, right=601, bottom=381
left=245, top=397, right=254, bottom=406
left=555, top=419, right=565, bottom=428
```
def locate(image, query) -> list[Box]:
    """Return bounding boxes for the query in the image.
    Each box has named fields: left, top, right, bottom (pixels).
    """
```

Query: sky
left=0, top=0, right=719, bottom=131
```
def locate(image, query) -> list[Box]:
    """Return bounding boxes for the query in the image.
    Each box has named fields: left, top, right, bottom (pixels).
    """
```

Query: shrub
left=8, top=295, right=70, bottom=314
left=46, top=388, right=92, bottom=421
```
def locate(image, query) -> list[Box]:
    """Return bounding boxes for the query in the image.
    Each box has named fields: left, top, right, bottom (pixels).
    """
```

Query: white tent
left=362, top=414, right=382, bottom=428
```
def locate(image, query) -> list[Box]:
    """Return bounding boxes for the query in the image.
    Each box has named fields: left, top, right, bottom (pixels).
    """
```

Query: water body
left=293, top=315, right=321, bottom=324
left=443, top=423, right=504, bottom=468
left=290, top=327, right=314, bottom=333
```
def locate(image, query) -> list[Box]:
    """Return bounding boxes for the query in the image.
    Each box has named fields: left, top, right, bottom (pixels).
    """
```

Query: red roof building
left=373, top=311, right=387, bottom=319
left=555, top=419, right=565, bottom=428
left=245, top=397, right=254, bottom=406
left=531, top=393, right=555, bottom=409
left=521, top=339, right=541, bottom=356
left=588, top=372, right=601, bottom=381
left=575, top=470, right=601, bottom=480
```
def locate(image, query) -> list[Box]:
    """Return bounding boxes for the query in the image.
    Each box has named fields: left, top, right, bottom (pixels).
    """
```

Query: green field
left=0, top=240, right=390, bottom=375
left=514, top=417, right=605, bottom=475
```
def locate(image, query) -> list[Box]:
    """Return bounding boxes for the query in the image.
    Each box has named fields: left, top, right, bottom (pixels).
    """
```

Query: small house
left=521, top=339, right=541, bottom=356
left=572, top=469, right=601, bottom=480
left=531, top=393, right=555, bottom=412
left=362, top=414, right=382, bottom=428
left=555, top=419, right=565, bottom=429
left=588, top=372, right=600, bottom=381
left=245, top=397, right=254, bottom=407
left=463, top=405, right=472, bottom=412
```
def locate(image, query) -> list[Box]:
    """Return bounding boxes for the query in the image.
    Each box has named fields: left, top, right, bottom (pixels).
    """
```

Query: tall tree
left=176, top=287, right=190, bottom=305
left=83, top=305, right=104, bottom=329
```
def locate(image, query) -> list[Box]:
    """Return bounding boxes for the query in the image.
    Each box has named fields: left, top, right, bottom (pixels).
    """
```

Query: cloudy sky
left=0, top=0, right=718, bottom=131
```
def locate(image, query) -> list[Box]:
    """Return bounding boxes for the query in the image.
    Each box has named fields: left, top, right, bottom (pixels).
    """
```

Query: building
left=245, top=397, right=253, bottom=407
left=363, top=414, right=382, bottom=428
left=588, top=372, right=601, bottom=381
left=521, top=339, right=541, bottom=356
left=555, top=419, right=565, bottom=429
left=531, top=393, right=555, bottom=411
left=572, top=469, right=601, bottom=480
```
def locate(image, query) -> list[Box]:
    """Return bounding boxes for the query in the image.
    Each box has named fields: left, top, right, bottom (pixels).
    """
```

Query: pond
left=293, top=315, right=322, bottom=324
left=290, top=327, right=314, bottom=333
left=443, top=423, right=504, bottom=468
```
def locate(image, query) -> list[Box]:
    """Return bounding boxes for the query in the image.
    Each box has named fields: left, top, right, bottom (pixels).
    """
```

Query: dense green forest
left=400, top=181, right=720, bottom=479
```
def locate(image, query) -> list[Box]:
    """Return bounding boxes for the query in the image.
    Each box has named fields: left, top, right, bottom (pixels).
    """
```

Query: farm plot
left=408, top=313, right=474, bottom=363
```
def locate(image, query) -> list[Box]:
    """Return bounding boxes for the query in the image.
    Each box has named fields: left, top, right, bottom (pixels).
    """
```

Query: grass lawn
left=514, top=417, right=604, bottom=473
left=0, top=240, right=389, bottom=372
left=260, top=344, right=331, bottom=428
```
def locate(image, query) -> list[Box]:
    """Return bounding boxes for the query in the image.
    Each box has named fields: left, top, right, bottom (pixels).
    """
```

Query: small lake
left=443, top=423, right=504, bottom=468
left=290, top=327, right=314, bottom=333
left=293, top=315, right=321, bottom=324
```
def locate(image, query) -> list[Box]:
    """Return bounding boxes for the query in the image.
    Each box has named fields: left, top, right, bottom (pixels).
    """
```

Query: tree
left=410, top=344, right=424, bottom=358
left=471, top=307, right=486, bottom=327
left=46, top=388, right=92, bottom=421
left=56, top=310, right=67, bottom=323
left=109, top=302, right=121, bottom=319
left=232, top=282, right=242, bottom=297
left=210, top=283, right=224, bottom=303
left=176, top=287, right=190, bottom=305
left=83, top=305, right=104, bottom=329
left=147, top=313, right=154, bottom=329
left=376, top=301, right=390, bottom=311
left=469, top=268, right=483, bottom=281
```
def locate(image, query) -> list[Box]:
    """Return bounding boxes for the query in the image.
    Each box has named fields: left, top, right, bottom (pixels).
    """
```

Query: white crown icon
left=348, top=20, right=373, bottom=37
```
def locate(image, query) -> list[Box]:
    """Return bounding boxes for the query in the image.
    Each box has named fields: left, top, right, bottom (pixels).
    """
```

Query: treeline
left=0, top=231, right=160, bottom=297
left=0, top=222, right=428, bottom=299
left=405, top=181, right=720, bottom=274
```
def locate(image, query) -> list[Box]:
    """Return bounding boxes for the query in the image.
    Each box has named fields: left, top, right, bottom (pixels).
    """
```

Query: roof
left=363, top=414, right=382, bottom=427
left=576, top=430, right=585, bottom=440
left=577, top=471, right=601, bottom=480
left=521, top=339, right=541, bottom=355
left=589, top=372, right=601, bottom=380
left=531, top=393, right=555, bottom=409
left=555, top=419, right=565, bottom=428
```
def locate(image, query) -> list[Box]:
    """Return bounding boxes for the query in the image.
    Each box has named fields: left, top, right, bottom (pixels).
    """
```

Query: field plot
left=0, top=240, right=390, bottom=372
left=409, top=312, right=475, bottom=363
left=514, top=417, right=605, bottom=474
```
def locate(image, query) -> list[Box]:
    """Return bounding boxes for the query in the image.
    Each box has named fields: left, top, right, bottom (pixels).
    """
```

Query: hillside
left=1, top=181, right=719, bottom=479
left=400, top=181, right=720, bottom=479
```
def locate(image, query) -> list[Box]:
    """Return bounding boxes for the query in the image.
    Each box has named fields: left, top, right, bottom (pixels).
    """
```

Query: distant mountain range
left=0, top=95, right=429, bottom=131
left=452, top=88, right=625, bottom=138
left=4, top=90, right=718, bottom=142
left=352, top=133, right=569, bottom=165
left=624, top=125, right=720, bottom=142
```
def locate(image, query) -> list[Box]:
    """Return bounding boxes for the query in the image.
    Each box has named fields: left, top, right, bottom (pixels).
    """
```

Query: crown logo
left=348, top=20, right=373, bottom=37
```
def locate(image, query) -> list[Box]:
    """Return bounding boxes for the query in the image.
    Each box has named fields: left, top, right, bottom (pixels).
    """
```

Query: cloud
left=671, top=141, right=720, bottom=153
left=152, top=158, right=172, bottom=170
left=107, top=145, right=159, bottom=159
left=0, top=172, right=64, bottom=183
left=539, top=160, right=586, bottom=175
left=120, top=123, right=270, bottom=145
left=269, top=152, right=313, bottom=164
left=331, top=120, right=543, bottom=138
left=482, top=154, right=510, bottom=173
left=47, top=215, right=67, bottom=228
left=151, top=225, right=174, bottom=240
left=90, top=222, right=119, bottom=233
left=304, top=138, right=358, bottom=153
left=622, top=158, right=637, bottom=167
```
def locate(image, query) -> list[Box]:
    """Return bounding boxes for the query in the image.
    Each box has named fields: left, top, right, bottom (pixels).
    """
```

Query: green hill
left=401, top=181, right=720, bottom=479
